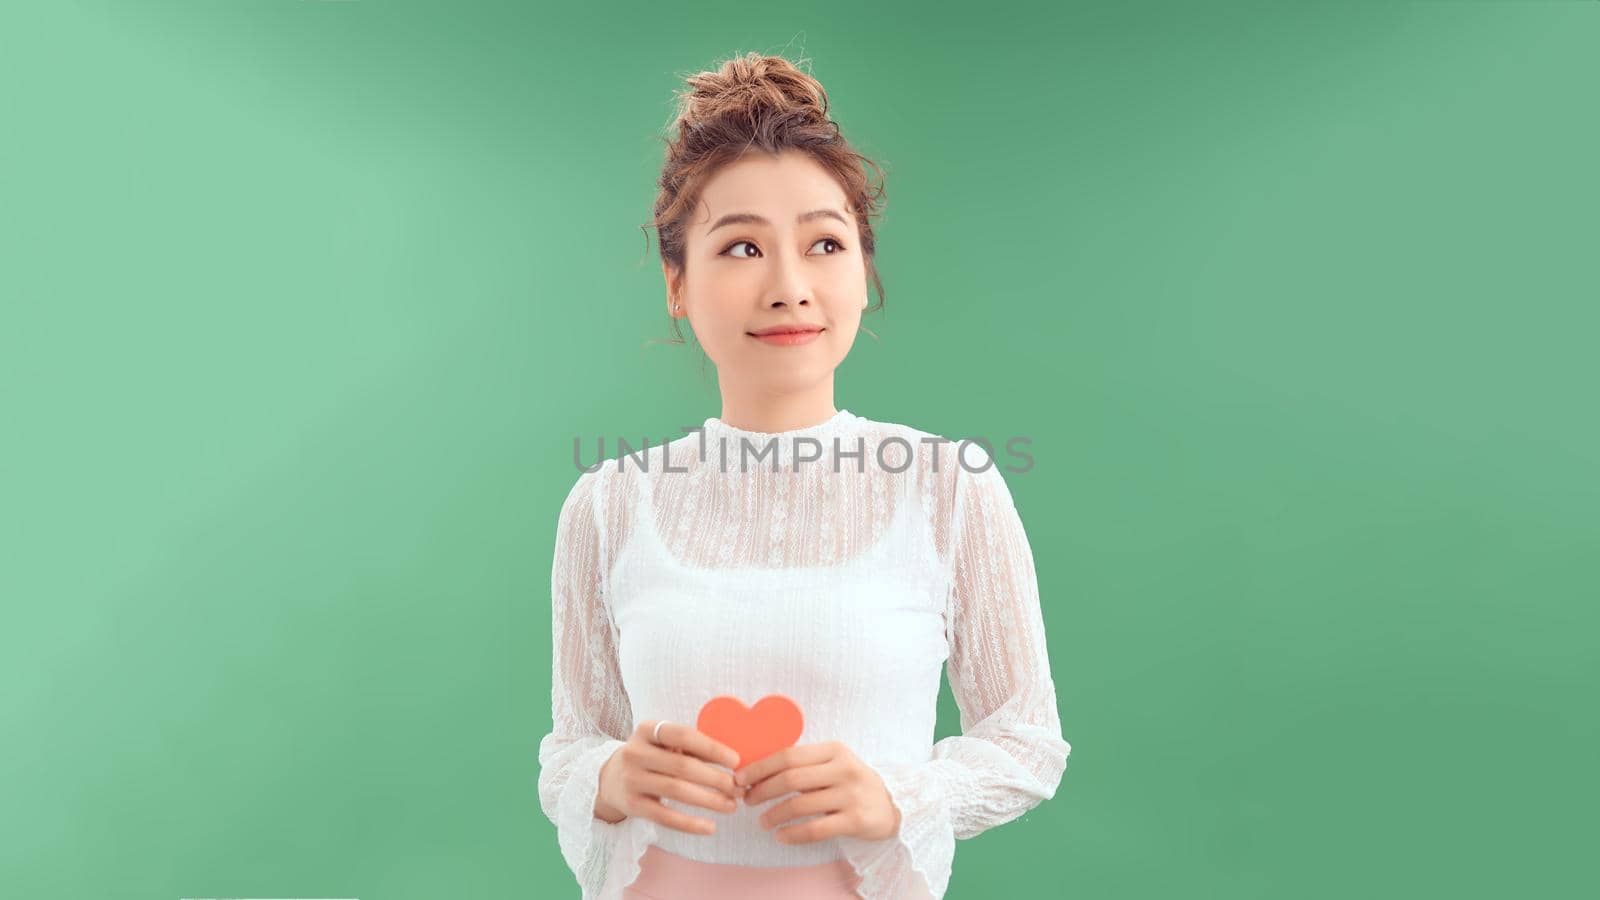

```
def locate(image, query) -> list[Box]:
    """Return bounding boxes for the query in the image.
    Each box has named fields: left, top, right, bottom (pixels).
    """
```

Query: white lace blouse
left=536, top=409, right=1071, bottom=899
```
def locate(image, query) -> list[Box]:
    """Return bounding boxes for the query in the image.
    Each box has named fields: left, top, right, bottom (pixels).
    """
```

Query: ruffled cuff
left=837, top=760, right=952, bottom=900
left=554, top=738, right=630, bottom=898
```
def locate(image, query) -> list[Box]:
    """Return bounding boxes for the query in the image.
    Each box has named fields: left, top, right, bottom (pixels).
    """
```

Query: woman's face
left=664, top=149, right=868, bottom=394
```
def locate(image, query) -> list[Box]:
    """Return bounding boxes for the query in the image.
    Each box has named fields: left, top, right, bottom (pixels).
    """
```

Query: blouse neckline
left=700, top=408, right=861, bottom=442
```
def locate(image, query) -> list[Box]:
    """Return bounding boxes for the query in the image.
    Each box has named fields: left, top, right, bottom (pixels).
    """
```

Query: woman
left=537, top=51, right=1072, bottom=900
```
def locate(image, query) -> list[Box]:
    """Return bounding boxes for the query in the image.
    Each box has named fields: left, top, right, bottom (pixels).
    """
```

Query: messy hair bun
left=645, top=51, right=888, bottom=338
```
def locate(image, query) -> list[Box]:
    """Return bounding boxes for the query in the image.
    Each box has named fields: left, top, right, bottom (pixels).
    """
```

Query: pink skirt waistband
left=623, top=844, right=864, bottom=900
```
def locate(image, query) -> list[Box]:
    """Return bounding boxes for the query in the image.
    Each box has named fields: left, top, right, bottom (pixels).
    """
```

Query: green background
left=3, top=1, right=1594, bottom=897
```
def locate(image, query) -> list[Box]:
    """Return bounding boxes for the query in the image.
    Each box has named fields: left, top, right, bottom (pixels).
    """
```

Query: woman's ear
left=661, top=260, right=680, bottom=316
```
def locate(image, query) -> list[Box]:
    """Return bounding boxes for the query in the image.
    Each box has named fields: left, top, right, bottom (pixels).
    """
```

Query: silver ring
left=651, top=720, right=668, bottom=745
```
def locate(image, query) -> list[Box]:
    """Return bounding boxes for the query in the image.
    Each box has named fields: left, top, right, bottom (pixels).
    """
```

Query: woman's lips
left=749, top=328, right=824, bottom=346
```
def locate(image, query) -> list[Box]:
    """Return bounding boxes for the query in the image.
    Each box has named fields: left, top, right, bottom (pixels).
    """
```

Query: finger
left=631, top=794, right=718, bottom=836
left=679, top=724, right=743, bottom=770
left=643, top=743, right=742, bottom=800
left=758, top=786, right=849, bottom=831
left=743, top=761, right=838, bottom=806
left=638, top=771, right=739, bottom=815
left=649, top=721, right=741, bottom=769
left=774, top=810, right=855, bottom=845
left=636, top=720, right=673, bottom=756
left=734, top=742, right=836, bottom=789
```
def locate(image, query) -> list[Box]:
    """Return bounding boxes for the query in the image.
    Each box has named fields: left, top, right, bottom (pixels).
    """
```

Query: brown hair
left=643, top=51, right=888, bottom=347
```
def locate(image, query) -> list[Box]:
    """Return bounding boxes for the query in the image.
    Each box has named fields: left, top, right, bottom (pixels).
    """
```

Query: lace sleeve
left=839, top=445, right=1073, bottom=899
left=536, top=467, right=636, bottom=898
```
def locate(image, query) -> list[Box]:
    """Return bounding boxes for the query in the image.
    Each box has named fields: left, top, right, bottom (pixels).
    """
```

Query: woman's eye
left=720, top=238, right=846, bottom=258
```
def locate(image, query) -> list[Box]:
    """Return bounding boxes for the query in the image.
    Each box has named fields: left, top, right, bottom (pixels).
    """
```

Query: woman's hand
left=595, top=720, right=745, bottom=835
left=736, top=740, right=902, bottom=844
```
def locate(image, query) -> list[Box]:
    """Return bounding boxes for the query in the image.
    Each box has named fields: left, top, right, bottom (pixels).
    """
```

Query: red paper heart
left=696, top=694, right=804, bottom=770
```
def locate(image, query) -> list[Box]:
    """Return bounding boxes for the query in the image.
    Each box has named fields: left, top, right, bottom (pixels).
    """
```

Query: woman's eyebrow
left=706, top=208, right=848, bottom=234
